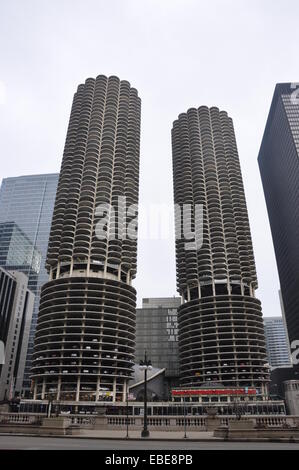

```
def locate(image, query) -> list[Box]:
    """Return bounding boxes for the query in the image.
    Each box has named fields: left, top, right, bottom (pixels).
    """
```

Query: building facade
left=135, top=297, right=181, bottom=396
left=0, top=267, right=16, bottom=348
left=258, top=83, right=299, bottom=355
left=278, top=290, right=292, bottom=362
left=31, top=75, right=141, bottom=403
left=128, top=364, right=166, bottom=401
left=0, top=174, right=59, bottom=394
left=172, top=105, right=269, bottom=394
left=0, top=222, right=42, bottom=274
left=0, top=267, right=34, bottom=400
left=284, top=380, right=299, bottom=415
left=264, top=316, right=291, bottom=369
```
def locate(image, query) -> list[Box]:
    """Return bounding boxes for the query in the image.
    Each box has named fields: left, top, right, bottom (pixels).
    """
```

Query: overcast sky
left=0, top=0, right=298, bottom=312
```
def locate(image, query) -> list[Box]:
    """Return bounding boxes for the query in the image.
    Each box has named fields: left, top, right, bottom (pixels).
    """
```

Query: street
left=0, top=435, right=299, bottom=450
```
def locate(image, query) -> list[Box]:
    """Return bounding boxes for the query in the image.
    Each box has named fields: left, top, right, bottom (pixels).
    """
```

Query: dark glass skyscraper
left=0, top=174, right=59, bottom=394
left=258, top=83, right=299, bottom=353
left=31, top=75, right=141, bottom=403
left=172, top=106, right=269, bottom=394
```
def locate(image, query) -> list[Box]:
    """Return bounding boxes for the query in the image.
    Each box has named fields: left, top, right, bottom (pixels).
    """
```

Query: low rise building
left=171, top=384, right=285, bottom=415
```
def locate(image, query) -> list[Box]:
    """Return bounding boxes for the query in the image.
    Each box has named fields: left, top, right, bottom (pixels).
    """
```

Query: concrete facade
left=172, top=106, right=269, bottom=393
left=31, top=75, right=141, bottom=403
left=284, top=380, right=299, bottom=415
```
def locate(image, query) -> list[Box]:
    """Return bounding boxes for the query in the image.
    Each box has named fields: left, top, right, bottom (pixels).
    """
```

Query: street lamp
left=126, top=389, right=129, bottom=439
left=232, top=397, right=242, bottom=420
left=183, top=395, right=188, bottom=439
left=139, top=351, right=152, bottom=438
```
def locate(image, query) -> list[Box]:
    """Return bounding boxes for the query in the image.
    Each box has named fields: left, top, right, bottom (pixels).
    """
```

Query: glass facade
left=258, top=83, right=299, bottom=351
left=264, top=317, right=291, bottom=368
left=31, top=76, right=141, bottom=403
left=0, top=174, right=59, bottom=394
left=0, top=222, right=41, bottom=274
left=135, top=298, right=181, bottom=384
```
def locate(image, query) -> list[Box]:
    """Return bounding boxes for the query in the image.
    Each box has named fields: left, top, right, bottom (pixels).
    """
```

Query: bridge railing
left=0, top=412, right=298, bottom=430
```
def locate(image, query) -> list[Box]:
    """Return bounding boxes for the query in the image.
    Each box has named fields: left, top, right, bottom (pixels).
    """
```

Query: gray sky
left=0, top=0, right=298, bottom=312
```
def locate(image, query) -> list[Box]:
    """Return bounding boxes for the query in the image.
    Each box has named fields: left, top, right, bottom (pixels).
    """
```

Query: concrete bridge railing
left=0, top=412, right=298, bottom=432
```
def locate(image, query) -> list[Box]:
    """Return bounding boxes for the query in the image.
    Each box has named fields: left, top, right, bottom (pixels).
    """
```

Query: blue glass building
left=0, top=221, right=42, bottom=274
left=0, top=174, right=59, bottom=394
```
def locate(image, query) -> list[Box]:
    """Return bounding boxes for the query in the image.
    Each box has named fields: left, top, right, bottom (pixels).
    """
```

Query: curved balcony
left=32, top=275, right=137, bottom=401
left=177, top=294, right=269, bottom=388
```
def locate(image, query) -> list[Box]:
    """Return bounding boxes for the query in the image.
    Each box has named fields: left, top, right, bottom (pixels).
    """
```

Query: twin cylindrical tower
left=172, top=106, right=269, bottom=393
left=31, top=76, right=269, bottom=403
left=31, top=76, right=141, bottom=402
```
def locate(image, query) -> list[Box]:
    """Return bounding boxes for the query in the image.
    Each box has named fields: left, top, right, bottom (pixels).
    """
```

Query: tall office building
left=172, top=106, right=269, bottom=393
left=0, top=174, right=59, bottom=394
left=264, top=317, right=291, bottom=369
left=0, top=267, right=34, bottom=400
left=31, top=75, right=141, bottom=402
left=258, top=83, right=299, bottom=353
left=135, top=297, right=181, bottom=394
